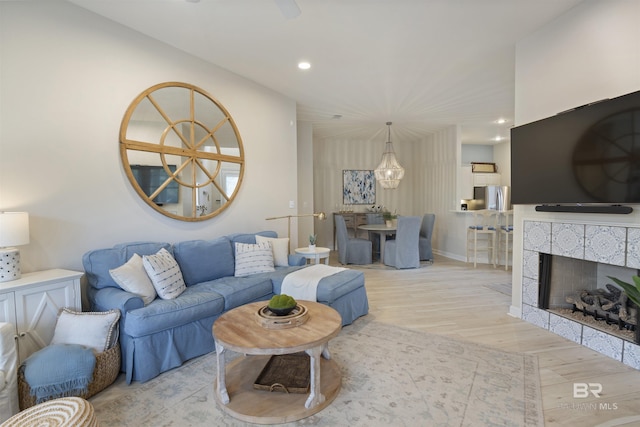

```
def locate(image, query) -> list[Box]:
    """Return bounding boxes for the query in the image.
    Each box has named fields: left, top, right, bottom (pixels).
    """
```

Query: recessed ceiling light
left=495, top=118, right=507, bottom=124
left=494, top=136, right=503, bottom=141
left=298, top=61, right=311, bottom=70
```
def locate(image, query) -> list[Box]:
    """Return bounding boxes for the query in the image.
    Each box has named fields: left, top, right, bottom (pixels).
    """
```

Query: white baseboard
left=508, top=305, right=522, bottom=318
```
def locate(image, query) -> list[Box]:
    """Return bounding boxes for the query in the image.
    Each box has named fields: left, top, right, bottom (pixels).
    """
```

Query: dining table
left=357, top=223, right=397, bottom=263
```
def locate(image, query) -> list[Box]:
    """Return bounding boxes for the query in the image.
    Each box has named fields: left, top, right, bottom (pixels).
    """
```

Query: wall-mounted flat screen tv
left=511, top=89, right=640, bottom=205
left=130, top=165, right=179, bottom=205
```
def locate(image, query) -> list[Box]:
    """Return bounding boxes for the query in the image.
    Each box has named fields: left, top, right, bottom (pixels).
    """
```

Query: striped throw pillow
left=234, top=242, right=275, bottom=277
left=142, top=248, right=186, bottom=299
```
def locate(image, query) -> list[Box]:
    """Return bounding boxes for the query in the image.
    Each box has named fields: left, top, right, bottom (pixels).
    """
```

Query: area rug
left=89, top=319, right=543, bottom=426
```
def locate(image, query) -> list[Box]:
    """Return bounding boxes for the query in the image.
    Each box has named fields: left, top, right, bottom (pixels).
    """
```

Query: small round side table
left=294, top=247, right=330, bottom=265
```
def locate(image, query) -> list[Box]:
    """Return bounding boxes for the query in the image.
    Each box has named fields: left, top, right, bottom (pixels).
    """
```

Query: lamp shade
left=0, top=212, right=30, bottom=247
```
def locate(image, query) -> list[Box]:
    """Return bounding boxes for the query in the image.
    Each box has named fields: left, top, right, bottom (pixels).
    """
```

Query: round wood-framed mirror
left=120, top=82, right=245, bottom=221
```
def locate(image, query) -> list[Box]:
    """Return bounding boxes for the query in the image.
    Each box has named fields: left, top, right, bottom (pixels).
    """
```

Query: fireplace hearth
left=554, top=307, right=636, bottom=342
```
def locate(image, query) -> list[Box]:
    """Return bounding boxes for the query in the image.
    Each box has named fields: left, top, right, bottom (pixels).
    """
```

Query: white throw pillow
left=51, top=308, right=121, bottom=352
left=109, top=253, right=157, bottom=305
left=142, top=248, right=186, bottom=300
left=255, top=235, right=289, bottom=267
left=234, top=242, right=275, bottom=277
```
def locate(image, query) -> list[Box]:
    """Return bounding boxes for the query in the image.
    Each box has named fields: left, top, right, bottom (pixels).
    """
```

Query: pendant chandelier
left=374, top=121, right=405, bottom=189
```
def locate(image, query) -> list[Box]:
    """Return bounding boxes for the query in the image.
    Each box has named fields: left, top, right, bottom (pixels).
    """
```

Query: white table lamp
left=0, top=212, right=30, bottom=282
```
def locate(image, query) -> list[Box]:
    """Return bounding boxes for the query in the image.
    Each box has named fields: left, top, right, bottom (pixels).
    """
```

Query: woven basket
left=2, top=397, right=99, bottom=427
left=17, top=343, right=121, bottom=410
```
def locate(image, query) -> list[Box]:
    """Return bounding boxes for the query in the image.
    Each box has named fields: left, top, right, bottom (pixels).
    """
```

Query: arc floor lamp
left=265, top=212, right=326, bottom=252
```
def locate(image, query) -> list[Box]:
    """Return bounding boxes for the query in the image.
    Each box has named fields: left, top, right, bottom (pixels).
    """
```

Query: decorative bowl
left=268, top=305, right=297, bottom=316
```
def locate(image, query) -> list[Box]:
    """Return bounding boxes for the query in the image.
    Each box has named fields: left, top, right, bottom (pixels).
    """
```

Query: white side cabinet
left=0, top=269, right=82, bottom=363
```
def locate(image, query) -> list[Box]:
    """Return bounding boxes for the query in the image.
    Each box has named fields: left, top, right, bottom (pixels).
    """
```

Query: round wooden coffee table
left=212, top=301, right=342, bottom=424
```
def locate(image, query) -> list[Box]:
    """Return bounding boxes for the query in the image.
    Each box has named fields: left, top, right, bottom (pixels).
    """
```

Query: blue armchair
left=419, top=213, right=435, bottom=261
left=335, top=215, right=372, bottom=265
left=383, top=216, right=421, bottom=269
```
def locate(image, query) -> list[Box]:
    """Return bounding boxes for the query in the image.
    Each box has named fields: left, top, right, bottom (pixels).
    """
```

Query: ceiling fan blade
left=274, top=0, right=301, bottom=20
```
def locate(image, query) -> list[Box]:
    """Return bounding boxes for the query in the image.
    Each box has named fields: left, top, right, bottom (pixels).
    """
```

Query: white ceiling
left=68, top=0, right=584, bottom=144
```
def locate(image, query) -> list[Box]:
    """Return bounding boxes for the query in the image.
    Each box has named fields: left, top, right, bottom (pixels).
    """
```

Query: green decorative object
left=608, top=275, right=640, bottom=307
left=609, top=275, right=640, bottom=343
left=382, top=211, right=397, bottom=221
left=268, top=294, right=297, bottom=316
left=309, top=234, right=317, bottom=245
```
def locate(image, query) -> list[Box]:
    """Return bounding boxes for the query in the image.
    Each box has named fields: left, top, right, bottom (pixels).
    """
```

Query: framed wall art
left=343, top=170, right=376, bottom=204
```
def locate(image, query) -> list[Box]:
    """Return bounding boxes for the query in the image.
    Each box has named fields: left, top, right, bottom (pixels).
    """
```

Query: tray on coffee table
left=255, top=303, right=309, bottom=329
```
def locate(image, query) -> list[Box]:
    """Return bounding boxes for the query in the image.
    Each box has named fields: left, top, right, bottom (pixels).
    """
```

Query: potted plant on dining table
left=382, top=211, right=397, bottom=228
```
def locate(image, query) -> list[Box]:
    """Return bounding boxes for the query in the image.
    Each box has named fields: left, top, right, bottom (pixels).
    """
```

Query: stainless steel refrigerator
left=473, top=185, right=511, bottom=211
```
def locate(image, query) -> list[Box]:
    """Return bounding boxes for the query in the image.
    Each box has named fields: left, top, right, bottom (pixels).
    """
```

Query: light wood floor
left=326, top=253, right=640, bottom=427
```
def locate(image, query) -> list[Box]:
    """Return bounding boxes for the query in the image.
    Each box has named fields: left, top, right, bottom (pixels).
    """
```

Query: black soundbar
left=534, top=205, right=633, bottom=214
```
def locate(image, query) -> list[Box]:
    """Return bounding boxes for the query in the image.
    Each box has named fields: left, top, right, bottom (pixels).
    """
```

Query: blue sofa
left=82, top=231, right=368, bottom=384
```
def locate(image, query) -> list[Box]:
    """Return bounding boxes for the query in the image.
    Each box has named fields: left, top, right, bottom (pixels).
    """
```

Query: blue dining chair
left=335, top=215, right=372, bottom=265
left=383, top=216, right=421, bottom=269
left=419, top=213, right=435, bottom=262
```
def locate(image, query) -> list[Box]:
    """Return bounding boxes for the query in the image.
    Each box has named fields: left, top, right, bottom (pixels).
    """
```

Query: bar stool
left=498, top=210, right=514, bottom=270
left=466, top=210, right=498, bottom=268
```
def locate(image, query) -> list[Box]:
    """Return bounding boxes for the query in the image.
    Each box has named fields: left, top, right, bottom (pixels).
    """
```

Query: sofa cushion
left=83, top=248, right=128, bottom=290
left=109, top=253, right=157, bottom=305
left=172, top=237, right=234, bottom=286
left=83, top=242, right=171, bottom=290
left=196, top=275, right=274, bottom=311
left=228, top=230, right=277, bottom=246
left=122, top=286, right=225, bottom=337
left=234, top=242, right=275, bottom=277
left=115, top=242, right=173, bottom=259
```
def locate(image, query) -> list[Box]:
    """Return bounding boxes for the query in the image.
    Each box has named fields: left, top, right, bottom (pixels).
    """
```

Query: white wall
left=296, top=121, right=315, bottom=249
left=492, top=141, right=510, bottom=186
left=0, top=2, right=298, bottom=273
left=415, top=126, right=459, bottom=258
left=511, top=0, right=640, bottom=316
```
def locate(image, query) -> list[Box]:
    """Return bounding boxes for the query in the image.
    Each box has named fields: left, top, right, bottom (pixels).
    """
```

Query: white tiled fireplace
left=520, top=220, right=640, bottom=370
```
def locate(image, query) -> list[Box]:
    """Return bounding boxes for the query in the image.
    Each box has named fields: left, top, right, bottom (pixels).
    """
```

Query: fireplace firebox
left=537, top=253, right=640, bottom=344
